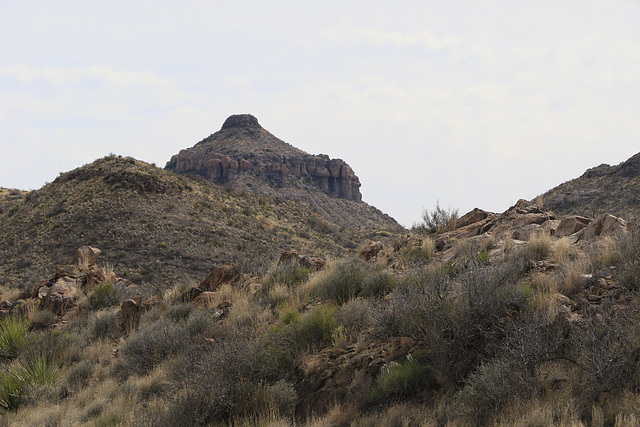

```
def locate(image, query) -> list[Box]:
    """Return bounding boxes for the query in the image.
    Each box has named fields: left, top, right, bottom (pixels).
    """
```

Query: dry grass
left=554, top=236, right=572, bottom=263
left=528, top=231, right=552, bottom=259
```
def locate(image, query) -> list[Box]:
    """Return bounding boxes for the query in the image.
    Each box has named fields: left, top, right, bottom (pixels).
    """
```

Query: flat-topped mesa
left=166, top=114, right=362, bottom=202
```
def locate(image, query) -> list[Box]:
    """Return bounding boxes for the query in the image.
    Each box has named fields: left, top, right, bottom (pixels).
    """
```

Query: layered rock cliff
left=166, top=114, right=362, bottom=202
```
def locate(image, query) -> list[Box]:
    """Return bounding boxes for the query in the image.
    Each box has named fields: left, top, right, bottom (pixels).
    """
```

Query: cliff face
left=166, top=114, right=362, bottom=202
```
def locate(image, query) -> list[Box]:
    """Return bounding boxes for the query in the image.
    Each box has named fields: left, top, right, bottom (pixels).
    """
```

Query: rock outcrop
left=166, top=114, right=362, bottom=202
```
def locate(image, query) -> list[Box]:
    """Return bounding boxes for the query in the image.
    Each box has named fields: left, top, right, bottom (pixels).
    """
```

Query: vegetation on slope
left=0, top=155, right=384, bottom=292
left=1, top=220, right=639, bottom=426
left=541, top=152, right=640, bottom=220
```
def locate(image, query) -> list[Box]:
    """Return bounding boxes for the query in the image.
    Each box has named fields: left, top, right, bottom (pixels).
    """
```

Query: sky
left=1, top=1, right=640, bottom=227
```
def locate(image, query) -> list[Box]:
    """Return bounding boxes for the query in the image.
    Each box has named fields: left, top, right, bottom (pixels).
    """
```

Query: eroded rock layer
left=166, top=114, right=362, bottom=202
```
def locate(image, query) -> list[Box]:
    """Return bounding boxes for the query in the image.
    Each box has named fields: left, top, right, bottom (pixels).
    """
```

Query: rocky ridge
left=541, top=151, right=640, bottom=219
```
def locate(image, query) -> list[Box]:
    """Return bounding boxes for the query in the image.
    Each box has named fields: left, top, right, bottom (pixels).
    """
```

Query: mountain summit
left=166, top=114, right=362, bottom=202
left=166, top=114, right=399, bottom=231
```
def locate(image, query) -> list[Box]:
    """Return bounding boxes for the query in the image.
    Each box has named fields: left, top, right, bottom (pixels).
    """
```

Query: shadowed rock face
left=166, top=114, right=362, bottom=202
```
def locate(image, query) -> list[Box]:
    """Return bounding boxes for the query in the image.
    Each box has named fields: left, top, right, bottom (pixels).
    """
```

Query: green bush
left=90, top=282, right=118, bottom=310
left=264, top=262, right=311, bottom=288
left=369, top=358, right=436, bottom=403
left=279, top=308, right=300, bottom=325
left=412, top=202, right=459, bottom=234
left=0, top=316, right=30, bottom=360
left=0, top=350, right=63, bottom=413
left=313, top=258, right=371, bottom=304
left=361, top=270, right=397, bottom=299
left=296, top=305, right=339, bottom=348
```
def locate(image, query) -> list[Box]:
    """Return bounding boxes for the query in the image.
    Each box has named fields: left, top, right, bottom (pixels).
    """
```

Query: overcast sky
left=2, top=1, right=639, bottom=226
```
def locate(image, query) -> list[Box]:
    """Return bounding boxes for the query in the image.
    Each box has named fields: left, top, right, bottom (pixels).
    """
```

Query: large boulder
left=198, top=265, right=243, bottom=292
left=581, top=214, right=629, bottom=240
left=556, top=216, right=592, bottom=237
left=359, top=241, right=383, bottom=261
left=38, top=276, right=80, bottom=315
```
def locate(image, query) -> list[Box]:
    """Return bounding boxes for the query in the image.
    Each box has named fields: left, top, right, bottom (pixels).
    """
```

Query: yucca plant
left=0, top=350, right=63, bottom=413
left=0, top=316, right=30, bottom=360
left=0, top=372, right=23, bottom=412
left=17, top=351, right=63, bottom=387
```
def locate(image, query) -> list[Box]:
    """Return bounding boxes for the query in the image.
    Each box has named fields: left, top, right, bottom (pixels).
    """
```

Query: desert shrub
left=412, top=202, right=459, bottom=234
left=613, top=230, right=640, bottom=291
left=369, top=359, right=436, bottom=404
left=157, top=334, right=287, bottom=425
left=527, top=231, right=551, bottom=259
left=296, top=304, right=339, bottom=349
left=373, top=257, right=534, bottom=386
left=0, top=316, right=30, bottom=360
left=279, top=308, right=300, bottom=325
left=458, top=358, right=534, bottom=422
left=184, top=309, right=217, bottom=337
left=569, top=311, right=640, bottom=413
left=310, top=258, right=372, bottom=304
left=400, top=238, right=435, bottom=265
left=264, top=262, right=311, bottom=288
left=66, top=360, right=93, bottom=388
left=90, top=281, right=118, bottom=310
left=554, top=236, right=572, bottom=263
left=361, top=270, right=396, bottom=299
left=119, top=317, right=187, bottom=376
left=89, top=310, right=118, bottom=340
left=164, top=303, right=193, bottom=322
left=269, top=379, right=297, bottom=418
left=335, top=298, right=374, bottom=337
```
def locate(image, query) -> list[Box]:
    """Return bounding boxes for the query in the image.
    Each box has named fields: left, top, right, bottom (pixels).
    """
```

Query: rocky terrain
left=541, top=151, right=640, bottom=220
left=2, top=121, right=640, bottom=425
left=166, top=114, right=399, bottom=231
left=1, top=192, right=639, bottom=425
left=0, top=155, right=395, bottom=291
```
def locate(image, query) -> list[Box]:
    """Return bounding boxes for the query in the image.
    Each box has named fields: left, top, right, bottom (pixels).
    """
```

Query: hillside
left=0, top=155, right=391, bottom=291
left=1, top=198, right=639, bottom=426
left=166, top=114, right=401, bottom=231
left=541, top=152, right=640, bottom=220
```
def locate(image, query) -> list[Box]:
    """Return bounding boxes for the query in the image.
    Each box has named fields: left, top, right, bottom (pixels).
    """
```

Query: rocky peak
left=166, top=114, right=363, bottom=202
left=221, top=114, right=262, bottom=130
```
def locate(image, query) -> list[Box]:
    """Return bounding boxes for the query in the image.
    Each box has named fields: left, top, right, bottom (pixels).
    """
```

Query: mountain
left=166, top=114, right=400, bottom=231
left=0, top=156, right=388, bottom=290
left=541, top=152, right=640, bottom=220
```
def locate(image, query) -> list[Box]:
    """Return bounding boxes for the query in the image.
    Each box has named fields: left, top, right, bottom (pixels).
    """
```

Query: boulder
left=556, top=216, right=591, bottom=237
left=359, top=241, right=383, bottom=261
left=75, top=246, right=102, bottom=270
left=581, top=214, right=628, bottom=240
left=456, top=208, right=491, bottom=229
left=119, top=297, right=143, bottom=333
left=38, top=276, right=80, bottom=315
left=198, top=264, right=243, bottom=292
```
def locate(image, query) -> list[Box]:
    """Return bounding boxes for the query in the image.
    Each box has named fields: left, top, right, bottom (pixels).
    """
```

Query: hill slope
left=166, top=114, right=401, bottom=231
left=541, top=152, right=640, bottom=219
left=0, top=156, right=387, bottom=290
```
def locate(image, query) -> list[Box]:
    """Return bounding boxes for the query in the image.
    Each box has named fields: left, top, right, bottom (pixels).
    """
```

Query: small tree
left=412, top=202, right=459, bottom=234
